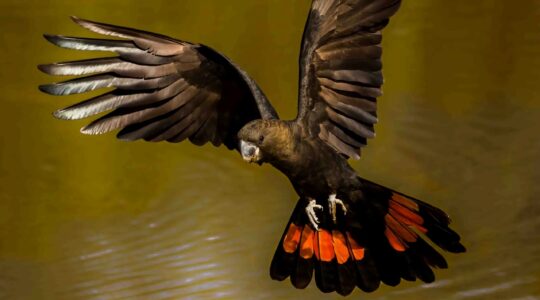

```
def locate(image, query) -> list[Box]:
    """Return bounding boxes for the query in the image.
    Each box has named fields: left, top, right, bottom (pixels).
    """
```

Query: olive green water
left=1, top=1, right=540, bottom=299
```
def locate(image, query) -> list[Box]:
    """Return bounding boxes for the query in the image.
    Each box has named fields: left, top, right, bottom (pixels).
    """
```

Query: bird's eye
left=258, top=135, right=265, bottom=143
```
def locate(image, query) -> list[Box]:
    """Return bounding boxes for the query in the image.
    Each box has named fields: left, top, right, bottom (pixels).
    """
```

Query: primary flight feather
left=39, top=0, right=465, bottom=296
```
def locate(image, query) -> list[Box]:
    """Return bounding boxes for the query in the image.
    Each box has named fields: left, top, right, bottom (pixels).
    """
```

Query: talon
left=329, top=194, right=347, bottom=224
left=306, top=199, right=323, bottom=231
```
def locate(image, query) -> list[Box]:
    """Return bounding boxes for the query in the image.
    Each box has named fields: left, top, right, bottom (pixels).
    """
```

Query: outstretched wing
left=296, top=0, right=401, bottom=159
left=39, top=17, right=278, bottom=150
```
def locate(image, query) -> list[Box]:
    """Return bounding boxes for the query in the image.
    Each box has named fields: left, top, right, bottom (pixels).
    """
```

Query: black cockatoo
left=38, top=0, right=465, bottom=296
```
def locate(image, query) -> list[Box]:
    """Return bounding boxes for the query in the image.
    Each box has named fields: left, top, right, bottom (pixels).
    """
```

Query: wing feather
left=53, top=80, right=188, bottom=120
left=319, top=86, right=377, bottom=114
left=43, top=34, right=176, bottom=65
left=168, top=117, right=205, bottom=143
left=39, top=17, right=278, bottom=150
left=319, top=124, right=360, bottom=160
left=39, top=73, right=181, bottom=95
left=325, top=107, right=375, bottom=139
left=296, top=0, right=401, bottom=159
left=318, top=77, right=382, bottom=98
left=71, top=16, right=192, bottom=57
left=39, top=57, right=180, bottom=77
left=81, top=85, right=201, bottom=135
left=316, top=70, right=383, bottom=87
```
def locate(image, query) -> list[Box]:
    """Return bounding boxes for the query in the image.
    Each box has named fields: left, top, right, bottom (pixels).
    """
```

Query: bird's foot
left=305, top=198, right=323, bottom=231
left=329, top=194, right=347, bottom=224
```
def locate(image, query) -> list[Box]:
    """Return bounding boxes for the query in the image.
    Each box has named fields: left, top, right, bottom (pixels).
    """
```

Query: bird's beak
left=240, top=140, right=262, bottom=163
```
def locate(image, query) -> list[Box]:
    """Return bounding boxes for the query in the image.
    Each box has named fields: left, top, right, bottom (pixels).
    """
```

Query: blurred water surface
left=1, top=1, right=540, bottom=299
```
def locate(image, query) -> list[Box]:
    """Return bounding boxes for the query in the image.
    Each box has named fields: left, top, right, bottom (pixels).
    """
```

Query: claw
left=329, top=194, right=347, bottom=224
left=306, top=198, right=323, bottom=231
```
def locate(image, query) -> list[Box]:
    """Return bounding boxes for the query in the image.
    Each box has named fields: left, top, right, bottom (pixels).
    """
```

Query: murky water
left=1, top=1, right=540, bottom=299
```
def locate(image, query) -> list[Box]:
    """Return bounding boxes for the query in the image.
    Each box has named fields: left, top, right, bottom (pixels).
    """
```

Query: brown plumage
left=38, top=0, right=465, bottom=296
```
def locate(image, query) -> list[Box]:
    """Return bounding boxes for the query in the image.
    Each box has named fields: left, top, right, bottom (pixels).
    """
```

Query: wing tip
left=80, top=121, right=117, bottom=135
left=38, top=84, right=56, bottom=95
left=52, top=109, right=79, bottom=120
left=42, top=33, right=66, bottom=48
left=42, top=33, right=55, bottom=42
left=116, top=130, right=140, bottom=142
left=37, top=63, right=54, bottom=75
left=70, top=16, right=99, bottom=32
left=70, top=15, right=83, bottom=25
left=80, top=125, right=101, bottom=135
left=52, top=110, right=64, bottom=120
left=37, top=64, right=47, bottom=73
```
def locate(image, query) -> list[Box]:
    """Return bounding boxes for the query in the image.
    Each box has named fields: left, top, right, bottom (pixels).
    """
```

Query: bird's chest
left=273, top=139, right=358, bottom=199
left=291, top=170, right=336, bottom=198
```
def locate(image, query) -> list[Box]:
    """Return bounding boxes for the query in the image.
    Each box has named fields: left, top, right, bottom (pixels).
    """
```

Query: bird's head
left=237, top=119, right=295, bottom=165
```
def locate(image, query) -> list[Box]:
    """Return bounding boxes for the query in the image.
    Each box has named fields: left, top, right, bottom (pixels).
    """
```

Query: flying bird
left=38, top=0, right=465, bottom=296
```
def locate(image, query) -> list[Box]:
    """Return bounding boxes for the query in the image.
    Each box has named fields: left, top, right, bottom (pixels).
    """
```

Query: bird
left=38, top=0, right=465, bottom=296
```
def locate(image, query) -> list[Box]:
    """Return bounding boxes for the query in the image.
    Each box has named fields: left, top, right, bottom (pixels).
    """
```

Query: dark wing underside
left=296, top=0, right=401, bottom=159
left=39, top=17, right=278, bottom=150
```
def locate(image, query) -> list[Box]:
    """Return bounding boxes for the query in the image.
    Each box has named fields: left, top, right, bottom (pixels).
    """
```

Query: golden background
left=1, top=0, right=539, bottom=299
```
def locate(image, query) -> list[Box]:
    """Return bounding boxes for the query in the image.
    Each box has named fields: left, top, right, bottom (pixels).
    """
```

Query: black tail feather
left=336, top=260, right=356, bottom=296
left=314, top=261, right=337, bottom=293
left=354, top=250, right=380, bottom=292
left=291, top=257, right=313, bottom=288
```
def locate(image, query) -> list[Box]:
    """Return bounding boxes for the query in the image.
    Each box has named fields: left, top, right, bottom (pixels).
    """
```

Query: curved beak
left=239, top=140, right=261, bottom=163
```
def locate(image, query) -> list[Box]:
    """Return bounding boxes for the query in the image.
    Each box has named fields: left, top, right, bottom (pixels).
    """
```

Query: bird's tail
left=269, top=178, right=465, bottom=296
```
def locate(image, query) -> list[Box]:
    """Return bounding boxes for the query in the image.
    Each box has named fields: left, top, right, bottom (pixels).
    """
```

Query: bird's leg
left=328, top=194, right=347, bottom=224
left=305, top=198, right=323, bottom=231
